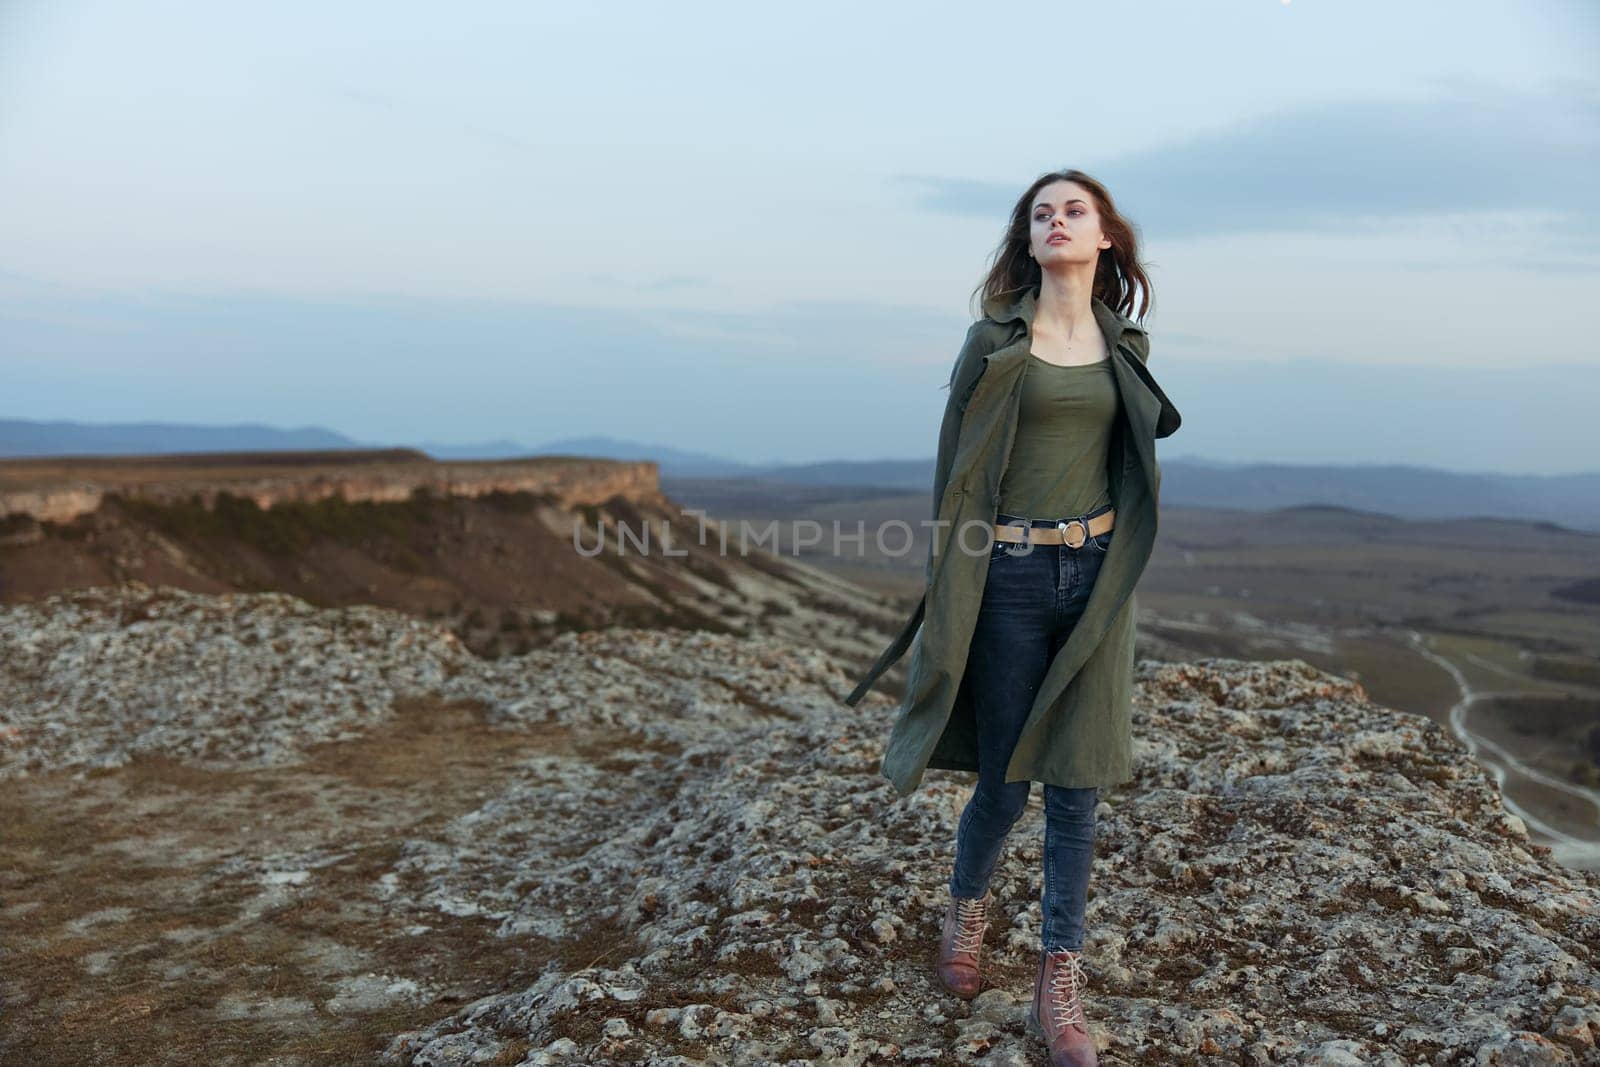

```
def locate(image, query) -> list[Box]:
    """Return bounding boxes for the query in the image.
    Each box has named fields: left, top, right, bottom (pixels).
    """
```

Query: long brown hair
left=973, top=169, right=1153, bottom=324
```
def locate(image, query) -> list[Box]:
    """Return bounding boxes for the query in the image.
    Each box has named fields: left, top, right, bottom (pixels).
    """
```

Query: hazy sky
left=2, top=1, right=1597, bottom=473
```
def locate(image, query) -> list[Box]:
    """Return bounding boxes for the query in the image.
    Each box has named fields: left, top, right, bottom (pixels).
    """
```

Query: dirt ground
left=0, top=696, right=592, bottom=1067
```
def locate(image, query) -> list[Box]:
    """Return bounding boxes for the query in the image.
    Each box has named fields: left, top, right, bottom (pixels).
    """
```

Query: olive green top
left=996, top=355, right=1118, bottom=519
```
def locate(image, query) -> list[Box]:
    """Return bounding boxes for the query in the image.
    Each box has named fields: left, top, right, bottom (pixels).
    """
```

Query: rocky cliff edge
left=1, top=583, right=1597, bottom=1066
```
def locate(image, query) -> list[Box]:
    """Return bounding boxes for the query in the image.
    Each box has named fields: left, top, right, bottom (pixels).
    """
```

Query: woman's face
left=1028, top=180, right=1111, bottom=266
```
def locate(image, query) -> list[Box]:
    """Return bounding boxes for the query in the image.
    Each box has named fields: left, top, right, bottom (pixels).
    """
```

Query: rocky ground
left=1, top=582, right=1598, bottom=1066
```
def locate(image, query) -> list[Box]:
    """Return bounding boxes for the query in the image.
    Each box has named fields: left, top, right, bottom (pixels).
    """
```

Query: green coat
left=843, top=285, right=1182, bottom=795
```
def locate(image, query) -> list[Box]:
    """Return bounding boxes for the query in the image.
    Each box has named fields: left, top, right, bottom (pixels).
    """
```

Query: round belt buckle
left=1058, top=519, right=1087, bottom=549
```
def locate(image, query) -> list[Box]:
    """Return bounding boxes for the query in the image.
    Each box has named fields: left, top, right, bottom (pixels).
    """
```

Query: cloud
left=897, top=79, right=1600, bottom=270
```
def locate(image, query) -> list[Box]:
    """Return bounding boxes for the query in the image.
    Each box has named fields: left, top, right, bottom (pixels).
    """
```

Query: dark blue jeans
left=947, top=504, right=1113, bottom=953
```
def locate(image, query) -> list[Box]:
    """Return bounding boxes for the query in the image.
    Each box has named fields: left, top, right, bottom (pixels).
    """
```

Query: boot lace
left=952, top=895, right=989, bottom=954
left=1045, top=948, right=1088, bottom=1028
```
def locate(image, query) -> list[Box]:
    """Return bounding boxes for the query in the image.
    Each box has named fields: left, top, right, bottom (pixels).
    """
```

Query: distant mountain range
left=2, top=417, right=1596, bottom=531
left=0, top=417, right=359, bottom=457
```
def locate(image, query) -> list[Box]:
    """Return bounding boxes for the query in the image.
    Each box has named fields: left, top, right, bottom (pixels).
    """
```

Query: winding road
left=1405, top=628, right=1600, bottom=871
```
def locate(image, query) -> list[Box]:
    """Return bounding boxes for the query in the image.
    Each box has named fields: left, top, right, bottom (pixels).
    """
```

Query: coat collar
left=978, top=281, right=1179, bottom=449
left=981, top=285, right=1145, bottom=352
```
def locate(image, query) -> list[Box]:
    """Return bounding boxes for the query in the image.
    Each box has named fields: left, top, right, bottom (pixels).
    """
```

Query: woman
left=844, top=169, right=1181, bottom=1067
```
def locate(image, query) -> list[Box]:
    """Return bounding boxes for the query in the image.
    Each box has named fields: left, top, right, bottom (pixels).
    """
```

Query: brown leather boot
left=1025, top=947, right=1098, bottom=1066
left=933, top=888, right=991, bottom=999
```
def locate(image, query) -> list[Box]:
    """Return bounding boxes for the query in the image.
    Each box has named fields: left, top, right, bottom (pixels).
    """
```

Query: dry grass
left=0, top=695, right=605, bottom=1066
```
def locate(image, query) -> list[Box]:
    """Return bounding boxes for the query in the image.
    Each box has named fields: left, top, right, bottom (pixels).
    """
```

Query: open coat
left=842, top=285, right=1183, bottom=795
